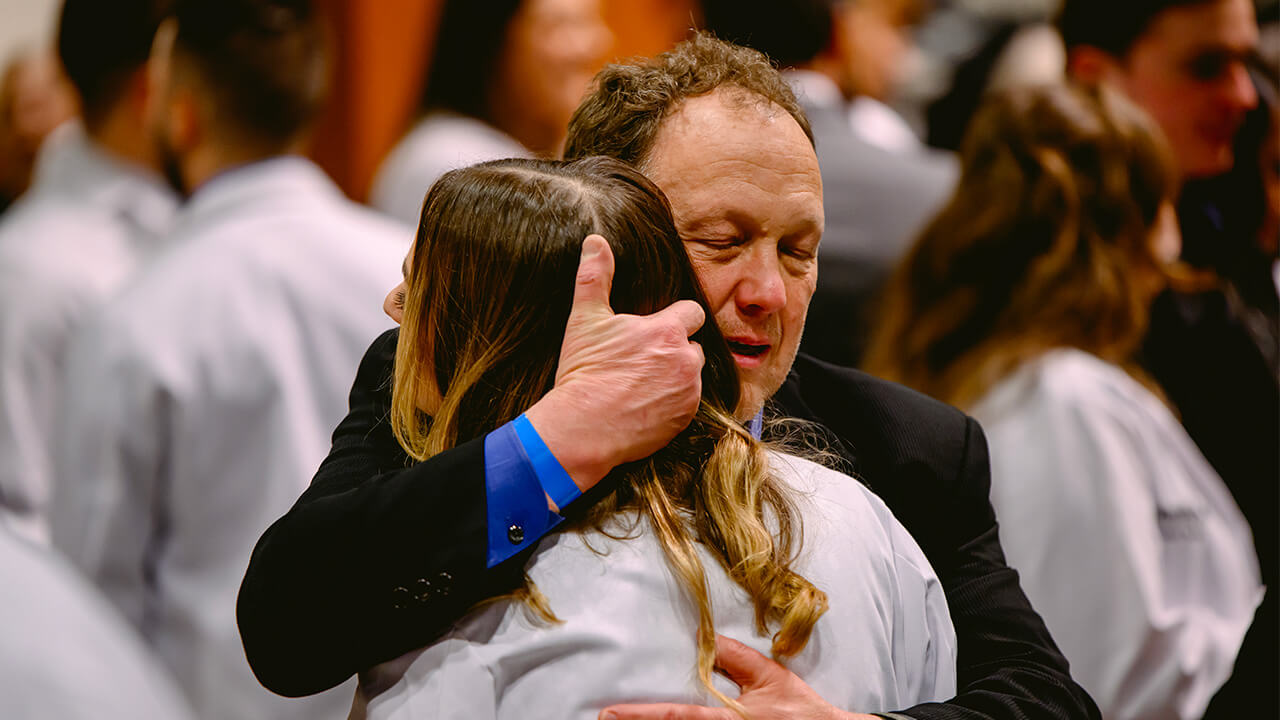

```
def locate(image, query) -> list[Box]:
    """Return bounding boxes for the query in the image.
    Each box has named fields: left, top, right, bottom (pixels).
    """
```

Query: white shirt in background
left=971, top=348, right=1262, bottom=720
left=50, top=156, right=410, bottom=720
left=370, top=111, right=530, bottom=225
left=0, top=522, right=195, bottom=720
left=0, top=124, right=177, bottom=544
left=361, top=452, right=957, bottom=720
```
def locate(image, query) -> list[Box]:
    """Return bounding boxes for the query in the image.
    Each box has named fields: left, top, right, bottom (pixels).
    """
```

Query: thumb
left=713, top=635, right=780, bottom=692
left=649, top=298, right=706, bottom=339
left=568, top=234, right=615, bottom=321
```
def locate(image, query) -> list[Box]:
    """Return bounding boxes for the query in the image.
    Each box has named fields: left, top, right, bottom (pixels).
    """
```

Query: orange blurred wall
left=310, top=0, right=696, bottom=202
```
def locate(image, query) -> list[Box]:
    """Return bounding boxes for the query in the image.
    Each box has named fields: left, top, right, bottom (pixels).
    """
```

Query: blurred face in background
left=1113, top=0, right=1258, bottom=178
left=0, top=51, right=77, bottom=199
left=832, top=0, right=924, bottom=101
left=489, top=0, right=612, bottom=156
left=1259, top=112, right=1280, bottom=255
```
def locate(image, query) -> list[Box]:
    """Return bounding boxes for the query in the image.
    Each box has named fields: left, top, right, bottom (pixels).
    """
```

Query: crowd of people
left=0, top=1, right=1274, bottom=719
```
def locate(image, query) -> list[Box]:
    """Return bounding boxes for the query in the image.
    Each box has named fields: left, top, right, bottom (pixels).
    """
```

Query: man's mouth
left=727, top=340, right=770, bottom=358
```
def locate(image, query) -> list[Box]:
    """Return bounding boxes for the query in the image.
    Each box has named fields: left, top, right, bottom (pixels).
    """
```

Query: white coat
left=971, top=349, right=1263, bottom=720
left=359, top=452, right=958, bottom=720
left=369, top=112, right=530, bottom=225
left=0, top=125, right=177, bottom=544
left=0, top=523, right=196, bottom=720
left=50, top=157, right=410, bottom=720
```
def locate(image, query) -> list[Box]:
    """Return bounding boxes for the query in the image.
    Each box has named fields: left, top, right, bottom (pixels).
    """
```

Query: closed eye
left=691, top=237, right=744, bottom=249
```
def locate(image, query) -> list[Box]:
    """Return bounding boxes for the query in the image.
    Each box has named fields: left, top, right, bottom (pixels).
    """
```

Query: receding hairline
left=635, top=85, right=815, bottom=172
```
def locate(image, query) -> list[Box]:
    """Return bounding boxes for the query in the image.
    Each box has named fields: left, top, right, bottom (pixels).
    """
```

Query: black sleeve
left=774, top=356, right=1100, bottom=720
left=236, top=328, right=531, bottom=697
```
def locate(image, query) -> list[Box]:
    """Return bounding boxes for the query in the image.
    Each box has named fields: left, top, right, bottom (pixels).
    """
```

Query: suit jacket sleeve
left=237, top=328, right=531, bottom=697
left=774, top=356, right=1100, bottom=720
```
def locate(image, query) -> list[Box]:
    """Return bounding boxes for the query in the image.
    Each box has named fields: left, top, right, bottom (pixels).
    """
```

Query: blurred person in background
left=368, top=0, right=611, bottom=225
left=0, top=49, right=77, bottom=213
left=49, top=0, right=408, bottom=717
left=241, top=34, right=1099, bottom=720
left=700, top=0, right=958, bottom=366
left=1060, top=1, right=1278, bottom=713
left=836, top=0, right=934, bottom=152
left=0, top=0, right=176, bottom=545
left=0, top=521, right=196, bottom=720
left=864, top=83, right=1262, bottom=720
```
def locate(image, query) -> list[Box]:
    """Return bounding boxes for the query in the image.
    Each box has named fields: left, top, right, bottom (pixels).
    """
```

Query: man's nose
left=734, top=249, right=788, bottom=316
left=1223, top=62, right=1259, bottom=113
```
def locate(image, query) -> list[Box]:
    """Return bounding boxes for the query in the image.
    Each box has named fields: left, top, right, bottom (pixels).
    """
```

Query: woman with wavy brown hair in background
left=864, top=83, right=1261, bottom=720
left=353, top=155, right=956, bottom=719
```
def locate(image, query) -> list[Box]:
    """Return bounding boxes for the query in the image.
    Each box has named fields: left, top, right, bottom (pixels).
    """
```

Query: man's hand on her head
left=524, top=234, right=706, bottom=499
left=599, top=635, right=879, bottom=720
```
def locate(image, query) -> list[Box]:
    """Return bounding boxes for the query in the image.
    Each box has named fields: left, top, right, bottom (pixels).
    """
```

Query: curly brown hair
left=562, top=31, right=813, bottom=169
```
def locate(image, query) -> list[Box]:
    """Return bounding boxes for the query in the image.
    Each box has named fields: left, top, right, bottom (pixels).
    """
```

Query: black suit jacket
left=238, top=329, right=1099, bottom=720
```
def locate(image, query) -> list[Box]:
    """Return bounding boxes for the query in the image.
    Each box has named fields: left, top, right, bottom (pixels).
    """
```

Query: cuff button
left=507, top=524, right=524, bottom=544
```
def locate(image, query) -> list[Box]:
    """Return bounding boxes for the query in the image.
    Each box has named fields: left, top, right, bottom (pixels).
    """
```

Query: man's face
left=493, top=0, right=612, bottom=155
left=1116, top=0, right=1259, bottom=178
left=835, top=0, right=920, bottom=101
left=643, top=89, right=824, bottom=419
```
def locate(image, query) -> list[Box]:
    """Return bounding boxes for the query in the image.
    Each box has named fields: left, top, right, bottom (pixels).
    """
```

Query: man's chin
left=1183, top=143, right=1236, bottom=179
left=735, top=371, right=785, bottom=425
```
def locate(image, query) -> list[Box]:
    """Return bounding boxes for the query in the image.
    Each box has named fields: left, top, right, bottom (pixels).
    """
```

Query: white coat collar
left=178, top=155, right=342, bottom=231
left=784, top=69, right=845, bottom=111
left=30, top=122, right=178, bottom=240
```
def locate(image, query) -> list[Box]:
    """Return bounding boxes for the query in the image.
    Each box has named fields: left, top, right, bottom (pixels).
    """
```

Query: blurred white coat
left=973, top=348, right=1262, bottom=720
left=51, top=156, right=409, bottom=720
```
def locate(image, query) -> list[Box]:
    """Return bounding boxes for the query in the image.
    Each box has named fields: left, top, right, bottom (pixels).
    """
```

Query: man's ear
left=123, top=66, right=154, bottom=125
left=1065, top=45, right=1121, bottom=86
left=167, top=89, right=202, bottom=154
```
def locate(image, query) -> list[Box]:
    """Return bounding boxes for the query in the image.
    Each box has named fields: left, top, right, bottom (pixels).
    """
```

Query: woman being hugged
left=358, top=156, right=956, bottom=719
left=864, top=84, right=1261, bottom=720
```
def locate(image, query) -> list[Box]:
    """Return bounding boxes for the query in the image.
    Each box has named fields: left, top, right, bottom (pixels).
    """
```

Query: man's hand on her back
left=524, top=234, right=706, bottom=499
left=599, top=635, right=879, bottom=720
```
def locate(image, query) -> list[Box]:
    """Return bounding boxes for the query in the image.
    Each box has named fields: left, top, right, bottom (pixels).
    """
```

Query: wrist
left=522, top=389, right=617, bottom=493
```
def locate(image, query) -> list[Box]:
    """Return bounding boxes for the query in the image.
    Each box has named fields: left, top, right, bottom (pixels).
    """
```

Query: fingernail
left=581, top=238, right=600, bottom=258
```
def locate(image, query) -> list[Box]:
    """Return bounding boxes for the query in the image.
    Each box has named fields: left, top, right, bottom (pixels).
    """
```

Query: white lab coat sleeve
left=984, top=384, right=1257, bottom=720
left=50, top=312, right=167, bottom=630
left=0, top=285, right=87, bottom=544
left=885, top=512, right=958, bottom=705
left=0, top=523, right=196, bottom=720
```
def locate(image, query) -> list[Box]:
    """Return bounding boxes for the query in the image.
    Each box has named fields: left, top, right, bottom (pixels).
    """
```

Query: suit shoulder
left=787, top=353, right=971, bottom=432
left=777, top=354, right=981, bottom=488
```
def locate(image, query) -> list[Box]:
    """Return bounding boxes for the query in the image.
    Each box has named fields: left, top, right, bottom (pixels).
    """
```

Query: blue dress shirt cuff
left=483, top=421, right=563, bottom=568
left=512, top=413, right=582, bottom=510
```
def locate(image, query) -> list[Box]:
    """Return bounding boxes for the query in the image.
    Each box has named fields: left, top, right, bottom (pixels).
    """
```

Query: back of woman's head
left=391, top=157, right=825, bottom=714
left=864, top=83, right=1178, bottom=408
left=392, top=155, right=737, bottom=457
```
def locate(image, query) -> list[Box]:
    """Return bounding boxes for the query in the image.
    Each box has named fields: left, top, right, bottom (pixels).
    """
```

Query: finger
left=569, top=234, right=615, bottom=319
left=651, top=299, right=706, bottom=338
left=599, top=703, right=735, bottom=720
left=713, top=634, right=779, bottom=692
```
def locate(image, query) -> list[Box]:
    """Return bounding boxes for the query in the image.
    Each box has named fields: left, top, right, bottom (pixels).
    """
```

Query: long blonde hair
left=391, top=157, right=827, bottom=712
left=864, top=83, right=1178, bottom=408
